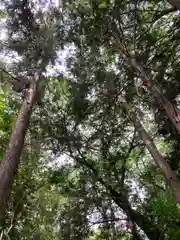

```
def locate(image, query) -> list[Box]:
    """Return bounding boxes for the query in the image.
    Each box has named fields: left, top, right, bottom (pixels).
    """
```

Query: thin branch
left=90, top=217, right=127, bottom=226
left=0, top=67, right=19, bottom=82
left=121, top=129, right=136, bottom=190
left=153, top=7, right=176, bottom=21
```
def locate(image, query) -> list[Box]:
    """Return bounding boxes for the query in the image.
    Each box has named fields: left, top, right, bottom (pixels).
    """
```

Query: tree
left=168, top=0, right=180, bottom=9
left=0, top=0, right=59, bottom=222
left=0, top=0, right=180, bottom=238
left=66, top=0, right=180, bottom=133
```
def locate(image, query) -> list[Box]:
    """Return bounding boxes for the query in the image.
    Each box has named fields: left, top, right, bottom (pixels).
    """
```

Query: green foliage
left=150, top=192, right=180, bottom=240
left=0, top=93, right=14, bottom=159
left=1, top=0, right=180, bottom=239
left=98, top=0, right=108, bottom=9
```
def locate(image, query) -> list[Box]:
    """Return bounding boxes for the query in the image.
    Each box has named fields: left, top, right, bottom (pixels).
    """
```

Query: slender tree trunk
left=128, top=56, right=180, bottom=134
left=0, top=77, right=42, bottom=223
left=134, top=118, right=180, bottom=202
left=168, top=0, right=180, bottom=9
left=119, top=100, right=180, bottom=201
left=110, top=25, right=180, bottom=134
left=75, top=156, right=161, bottom=240
left=119, top=97, right=180, bottom=202
left=109, top=188, right=161, bottom=240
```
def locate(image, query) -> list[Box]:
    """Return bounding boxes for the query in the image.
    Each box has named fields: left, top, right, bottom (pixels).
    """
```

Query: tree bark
left=75, top=156, right=161, bottom=240
left=64, top=120, right=162, bottom=239
left=128, top=57, right=180, bottom=134
left=167, top=0, right=180, bottom=9
left=128, top=109, right=180, bottom=202
left=0, top=76, right=42, bottom=223
left=109, top=188, right=161, bottom=240
left=119, top=100, right=180, bottom=201
left=110, top=25, right=180, bottom=134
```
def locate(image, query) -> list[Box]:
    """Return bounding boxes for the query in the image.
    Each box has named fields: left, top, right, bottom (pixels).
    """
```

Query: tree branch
left=90, top=217, right=127, bottom=226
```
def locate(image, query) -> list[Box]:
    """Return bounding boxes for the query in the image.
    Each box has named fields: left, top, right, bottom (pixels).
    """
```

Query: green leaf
left=98, top=1, right=107, bottom=9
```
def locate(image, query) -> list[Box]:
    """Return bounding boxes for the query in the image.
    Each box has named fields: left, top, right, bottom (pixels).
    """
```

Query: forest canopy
left=0, top=0, right=180, bottom=239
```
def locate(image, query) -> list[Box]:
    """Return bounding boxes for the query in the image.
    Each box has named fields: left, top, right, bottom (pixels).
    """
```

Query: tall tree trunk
left=167, top=0, right=180, bottom=9
left=0, top=77, right=42, bottom=223
left=134, top=118, right=180, bottom=202
left=75, top=156, right=161, bottom=240
left=121, top=101, right=180, bottom=202
left=109, top=24, right=180, bottom=134
left=64, top=122, right=162, bottom=239
left=108, top=187, right=161, bottom=240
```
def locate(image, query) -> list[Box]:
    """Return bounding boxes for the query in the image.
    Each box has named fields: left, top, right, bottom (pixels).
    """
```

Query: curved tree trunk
left=109, top=188, right=161, bottom=240
left=168, top=0, right=180, bottom=9
left=121, top=101, right=180, bottom=202
left=119, top=100, right=180, bottom=201
left=63, top=115, right=163, bottom=239
left=110, top=24, right=180, bottom=134
left=0, top=77, right=42, bottom=223
left=79, top=157, right=161, bottom=240
left=134, top=118, right=180, bottom=202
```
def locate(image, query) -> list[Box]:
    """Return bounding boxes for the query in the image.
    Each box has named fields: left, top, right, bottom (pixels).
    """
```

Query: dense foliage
left=0, top=0, right=180, bottom=239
